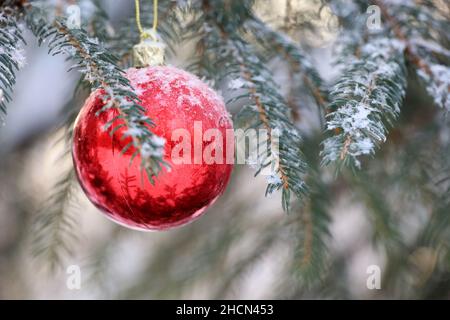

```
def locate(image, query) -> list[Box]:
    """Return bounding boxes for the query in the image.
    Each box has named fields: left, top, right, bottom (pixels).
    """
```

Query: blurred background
left=0, top=0, right=450, bottom=299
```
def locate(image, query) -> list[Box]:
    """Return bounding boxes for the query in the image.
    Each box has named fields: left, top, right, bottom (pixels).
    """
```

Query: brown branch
left=244, top=71, right=290, bottom=190
left=303, top=74, right=326, bottom=106
left=340, top=136, right=352, bottom=161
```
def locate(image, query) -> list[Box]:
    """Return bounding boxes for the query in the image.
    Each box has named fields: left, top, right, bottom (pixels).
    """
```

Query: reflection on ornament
left=73, top=66, right=234, bottom=231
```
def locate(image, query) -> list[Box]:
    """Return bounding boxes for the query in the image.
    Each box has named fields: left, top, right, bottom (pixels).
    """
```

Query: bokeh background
left=1, top=0, right=449, bottom=299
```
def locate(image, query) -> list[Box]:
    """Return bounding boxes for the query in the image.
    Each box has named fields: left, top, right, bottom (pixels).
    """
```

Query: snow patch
left=228, top=78, right=247, bottom=90
left=418, top=63, right=450, bottom=111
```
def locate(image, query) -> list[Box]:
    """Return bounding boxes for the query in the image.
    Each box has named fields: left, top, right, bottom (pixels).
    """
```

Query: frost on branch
left=25, top=7, right=167, bottom=182
left=417, top=64, right=450, bottom=111
left=321, top=38, right=407, bottom=169
left=0, top=11, right=26, bottom=121
left=381, top=0, right=450, bottom=111
left=190, top=13, right=308, bottom=210
left=221, top=35, right=309, bottom=209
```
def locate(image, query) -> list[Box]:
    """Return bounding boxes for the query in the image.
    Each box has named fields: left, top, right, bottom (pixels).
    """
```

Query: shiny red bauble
left=72, top=66, right=234, bottom=231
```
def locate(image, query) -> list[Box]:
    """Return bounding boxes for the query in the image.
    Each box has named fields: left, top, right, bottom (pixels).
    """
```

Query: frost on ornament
left=72, top=65, right=234, bottom=231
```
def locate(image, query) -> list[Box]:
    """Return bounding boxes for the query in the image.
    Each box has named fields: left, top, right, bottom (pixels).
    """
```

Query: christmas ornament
left=72, top=0, right=233, bottom=231
left=72, top=65, right=234, bottom=230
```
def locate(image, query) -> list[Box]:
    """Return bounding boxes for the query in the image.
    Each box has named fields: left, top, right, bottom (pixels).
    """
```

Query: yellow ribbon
left=133, top=0, right=164, bottom=67
left=135, top=0, right=158, bottom=41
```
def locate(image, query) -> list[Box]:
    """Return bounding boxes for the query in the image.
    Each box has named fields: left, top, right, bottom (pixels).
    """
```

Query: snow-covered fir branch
left=28, top=1, right=116, bottom=270
left=0, top=8, right=26, bottom=122
left=31, top=160, right=78, bottom=272
left=328, top=0, right=368, bottom=62
left=418, top=63, right=450, bottom=111
left=25, top=5, right=167, bottom=182
left=321, top=38, right=407, bottom=169
left=230, top=40, right=309, bottom=209
left=191, top=4, right=308, bottom=210
left=377, top=0, right=450, bottom=111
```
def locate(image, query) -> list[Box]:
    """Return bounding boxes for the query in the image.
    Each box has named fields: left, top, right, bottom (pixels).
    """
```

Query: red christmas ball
left=72, top=66, right=234, bottom=231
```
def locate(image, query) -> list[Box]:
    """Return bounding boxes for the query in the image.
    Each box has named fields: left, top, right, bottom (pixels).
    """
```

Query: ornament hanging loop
left=133, top=0, right=165, bottom=68
left=133, top=29, right=165, bottom=68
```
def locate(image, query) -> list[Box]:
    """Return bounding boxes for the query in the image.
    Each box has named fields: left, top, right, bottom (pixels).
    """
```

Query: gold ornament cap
left=132, top=29, right=165, bottom=68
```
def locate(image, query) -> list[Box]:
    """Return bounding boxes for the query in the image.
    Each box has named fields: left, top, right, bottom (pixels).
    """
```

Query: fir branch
left=84, top=226, right=124, bottom=297
left=190, top=5, right=308, bottom=210
left=119, top=219, right=240, bottom=299
left=31, top=162, right=78, bottom=272
left=86, top=0, right=114, bottom=41
left=25, top=6, right=167, bottom=183
left=58, top=77, right=90, bottom=130
left=31, top=83, right=84, bottom=271
left=292, top=146, right=331, bottom=285
left=227, top=35, right=309, bottom=208
left=321, top=38, right=407, bottom=169
left=352, top=172, right=399, bottom=245
left=29, top=3, right=111, bottom=271
left=328, top=0, right=368, bottom=61
left=376, top=0, right=450, bottom=111
left=294, top=200, right=330, bottom=285
left=213, top=227, right=278, bottom=298
left=0, top=7, right=26, bottom=122
left=244, top=17, right=327, bottom=109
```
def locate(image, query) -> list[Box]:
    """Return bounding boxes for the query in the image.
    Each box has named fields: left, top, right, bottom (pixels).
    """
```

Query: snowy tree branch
left=321, top=38, right=407, bottom=169
left=191, top=2, right=309, bottom=210
left=376, top=0, right=450, bottom=111
left=0, top=7, right=26, bottom=122
left=31, top=160, right=78, bottom=272
left=25, top=5, right=167, bottom=183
